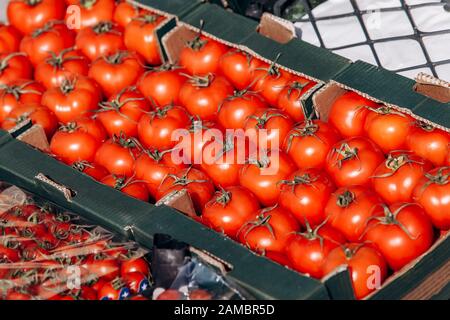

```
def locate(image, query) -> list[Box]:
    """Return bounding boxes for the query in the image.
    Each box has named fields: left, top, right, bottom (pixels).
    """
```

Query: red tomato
left=0, top=80, right=44, bottom=122
left=50, top=124, right=100, bottom=165
left=7, top=0, right=66, bottom=35
left=328, top=91, right=380, bottom=138
left=218, top=49, right=261, bottom=90
left=76, top=21, right=125, bottom=62
left=323, top=244, right=388, bottom=299
left=179, top=35, right=228, bottom=76
left=20, top=22, right=75, bottom=66
left=1, top=102, right=58, bottom=138
left=276, top=79, right=316, bottom=122
left=99, top=278, right=131, bottom=300
left=72, top=116, right=107, bottom=144
left=42, top=76, right=102, bottom=123
left=97, top=87, right=150, bottom=138
left=0, top=24, right=22, bottom=53
left=120, top=257, right=150, bottom=277
left=284, top=120, right=341, bottom=170
left=156, top=289, right=182, bottom=300
left=34, top=48, right=89, bottom=89
left=88, top=51, right=144, bottom=97
left=122, top=272, right=150, bottom=294
left=70, top=286, right=98, bottom=300
left=113, top=2, right=139, bottom=28
left=239, top=149, right=296, bottom=206
left=218, top=90, right=268, bottom=129
left=413, top=167, right=450, bottom=230
left=326, top=186, right=383, bottom=242
left=137, top=105, right=190, bottom=150
left=364, top=106, right=413, bottom=153
left=0, top=52, right=33, bottom=85
left=137, top=65, right=186, bottom=107
left=0, top=244, right=20, bottom=263
left=325, top=137, right=385, bottom=188
left=251, top=60, right=292, bottom=106
left=95, top=134, right=143, bottom=177
left=179, top=74, right=233, bottom=121
left=124, top=13, right=165, bottom=65
left=372, top=152, right=432, bottom=204
left=65, top=0, right=115, bottom=29
left=202, top=186, right=260, bottom=239
left=101, top=174, right=149, bottom=202
left=238, top=206, right=299, bottom=254
left=157, top=167, right=215, bottom=212
left=83, top=255, right=120, bottom=280
left=406, top=122, right=450, bottom=167
left=72, top=161, right=108, bottom=180
left=189, top=289, right=212, bottom=301
left=363, top=203, right=434, bottom=270
left=278, top=168, right=335, bottom=227
left=245, top=108, right=294, bottom=151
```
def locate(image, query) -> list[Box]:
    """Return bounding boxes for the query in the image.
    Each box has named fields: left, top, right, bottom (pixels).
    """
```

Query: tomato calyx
left=92, top=21, right=120, bottom=35
left=149, top=104, right=174, bottom=120
left=294, top=218, right=329, bottom=248
left=246, top=150, right=271, bottom=169
left=247, top=110, right=287, bottom=129
left=188, top=117, right=213, bottom=133
left=161, top=166, right=208, bottom=187
left=143, top=148, right=172, bottom=162
left=31, top=21, right=62, bottom=38
left=132, top=14, right=159, bottom=25
left=214, top=188, right=232, bottom=206
left=341, top=243, right=366, bottom=260
left=72, top=160, right=94, bottom=172
left=255, top=53, right=282, bottom=79
left=98, top=87, right=144, bottom=121
left=58, top=122, right=80, bottom=133
left=285, top=81, right=310, bottom=100
left=365, top=105, right=407, bottom=118
left=0, top=81, right=41, bottom=100
left=285, top=120, right=321, bottom=151
left=182, top=73, right=214, bottom=88
left=422, top=166, right=450, bottom=188
left=25, top=0, right=42, bottom=6
left=112, top=132, right=143, bottom=151
left=110, top=174, right=145, bottom=191
left=279, top=173, right=319, bottom=193
left=374, top=152, right=424, bottom=178
left=46, top=47, right=84, bottom=68
left=336, top=190, right=356, bottom=208
left=102, top=51, right=131, bottom=65
left=415, top=120, right=435, bottom=132
left=186, top=20, right=207, bottom=51
left=59, top=77, right=80, bottom=95
left=0, top=52, right=27, bottom=73
left=80, top=0, right=99, bottom=9
left=238, top=206, right=278, bottom=247
left=332, top=143, right=360, bottom=169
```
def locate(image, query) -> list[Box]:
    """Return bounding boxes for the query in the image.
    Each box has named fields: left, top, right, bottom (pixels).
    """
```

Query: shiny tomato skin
left=179, top=36, right=228, bottom=76
left=284, top=120, right=341, bottom=170
left=406, top=124, right=450, bottom=167
left=218, top=49, right=262, bottom=90
left=326, top=137, right=385, bottom=188
left=101, top=174, right=149, bottom=202
left=179, top=75, right=233, bottom=121
left=122, top=272, right=150, bottom=294
left=65, top=0, right=115, bottom=29
left=238, top=206, right=299, bottom=254
left=276, top=79, right=317, bottom=122
left=239, top=150, right=296, bottom=207
left=50, top=129, right=99, bottom=165
left=323, top=244, right=388, bottom=299
left=251, top=65, right=292, bottom=106
left=98, top=281, right=130, bottom=300
left=120, top=257, right=150, bottom=277
left=83, top=256, right=120, bottom=281
left=156, top=290, right=182, bottom=300
left=328, top=91, right=380, bottom=138
left=0, top=52, right=33, bottom=85
left=72, top=161, right=109, bottom=181
left=124, top=14, right=165, bottom=65
left=371, top=152, right=432, bottom=204
left=72, top=116, right=107, bottom=144
left=95, top=137, right=141, bottom=177
left=0, top=24, right=22, bottom=53
left=189, top=289, right=212, bottom=301
left=278, top=168, right=336, bottom=227
left=202, top=186, right=260, bottom=239
left=113, top=2, right=139, bottom=28
left=413, top=167, right=450, bottom=230
left=326, top=186, right=383, bottom=242
left=8, top=0, right=66, bottom=35
left=364, top=203, right=434, bottom=271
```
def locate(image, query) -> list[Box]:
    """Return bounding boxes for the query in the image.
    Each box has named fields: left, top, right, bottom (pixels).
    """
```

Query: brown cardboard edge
left=15, top=124, right=50, bottom=152
left=257, top=13, right=296, bottom=44
left=156, top=189, right=196, bottom=219
left=414, top=72, right=450, bottom=103
left=127, top=0, right=179, bottom=20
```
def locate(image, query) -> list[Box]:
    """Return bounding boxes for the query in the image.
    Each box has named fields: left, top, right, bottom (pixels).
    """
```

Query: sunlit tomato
left=179, top=74, right=233, bottom=121
left=124, top=13, right=165, bottom=65
left=325, top=137, right=385, bottom=188
left=1, top=103, right=58, bottom=138
left=137, top=105, right=190, bottom=150
left=70, top=116, right=107, bottom=144
left=137, top=65, right=186, bottom=107
left=239, top=149, right=296, bottom=206
left=5, top=290, right=33, bottom=300
left=251, top=61, right=292, bottom=106
left=34, top=48, right=89, bottom=89
left=101, top=174, right=149, bottom=201
left=406, top=122, right=450, bottom=167
left=413, top=167, right=450, bottom=230
left=50, top=124, right=100, bottom=165
left=72, top=161, right=108, bottom=181
left=99, top=278, right=131, bottom=300
left=20, top=22, right=75, bottom=66
left=284, top=120, right=341, bottom=170
left=42, top=76, right=101, bottom=123
left=88, top=51, right=144, bottom=97
left=363, top=203, right=434, bottom=271
left=157, top=167, right=215, bottom=212
left=364, top=106, right=413, bottom=153
left=276, top=78, right=316, bottom=122
left=7, top=0, right=66, bottom=35
left=122, top=272, right=150, bottom=295
left=245, top=108, right=294, bottom=150
left=65, top=0, right=115, bottom=29
left=218, top=49, right=262, bottom=90
left=75, top=21, right=125, bottom=62
left=202, top=186, right=260, bottom=239
left=323, top=244, right=388, bottom=299
left=156, top=289, right=182, bottom=300
left=0, top=52, right=33, bottom=85
left=278, top=168, right=335, bottom=227
left=189, top=289, right=212, bottom=301
left=113, top=2, right=139, bottom=28
left=286, top=223, right=342, bottom=279
left=326, top=186, right=383, bottom=242
left=238, top=206, right=299, bottom=254
left=0, top=244, right=20, bottom=263
left=371, top=152, right=432, bottom=204
left=97, top=88, right=150, bottom=138
left=0, top=80, right=45, bottom=122
left=218, top=90, right=268, bottom=129
left=83, top=255, right=120, bottom=280
left=0, top=24, right=22, bottom=53
left=95, top=134, right=143, bottom=177
left=179, top=34, right=228, bottom=76
left=120, top=257, right=150, bottom=277
left=328, top=91, right=380, bottom=138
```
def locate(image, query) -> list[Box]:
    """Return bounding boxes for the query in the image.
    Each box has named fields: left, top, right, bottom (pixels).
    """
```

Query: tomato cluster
left=1, top=0, right=449, bottom=300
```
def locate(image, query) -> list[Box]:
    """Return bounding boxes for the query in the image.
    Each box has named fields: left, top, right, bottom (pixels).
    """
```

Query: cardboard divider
left=257, top=13, right=296, bottom=44
left=414, top=73, right=450, bottom=104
